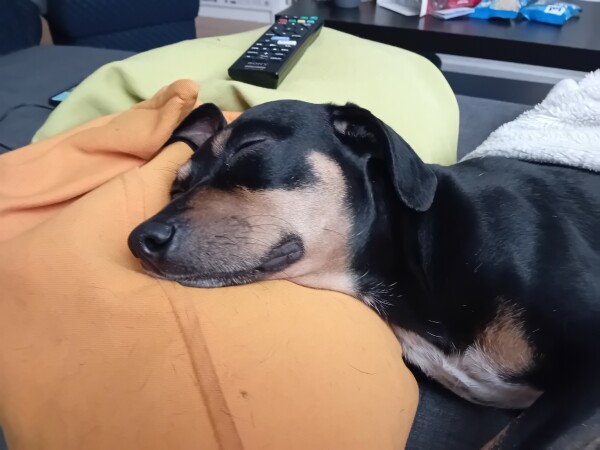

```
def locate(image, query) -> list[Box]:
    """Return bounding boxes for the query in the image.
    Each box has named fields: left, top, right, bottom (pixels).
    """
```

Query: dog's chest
left=392, top=326, right=542, bottom=409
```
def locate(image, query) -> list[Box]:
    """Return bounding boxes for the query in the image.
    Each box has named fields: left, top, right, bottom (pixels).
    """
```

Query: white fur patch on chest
left=392, top=326, right=542, bottom=409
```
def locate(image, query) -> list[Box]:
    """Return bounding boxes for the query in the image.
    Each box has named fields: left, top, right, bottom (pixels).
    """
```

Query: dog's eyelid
left=170, top=184, right=186, bottom=199
left=170, top=170, right=201, bottom=197
left=224, top=138, right=270, bottom=167
left=234, top=137, right=269, bottom=151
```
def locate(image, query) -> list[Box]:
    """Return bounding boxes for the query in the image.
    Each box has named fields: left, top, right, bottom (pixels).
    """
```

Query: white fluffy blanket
left=461, top=70, right=600, bottom=172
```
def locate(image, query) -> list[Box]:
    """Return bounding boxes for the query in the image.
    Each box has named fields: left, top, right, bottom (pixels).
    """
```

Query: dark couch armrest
left=0, top=0, right=42, bottom=55
left=46, top=0, right=200, bottom=52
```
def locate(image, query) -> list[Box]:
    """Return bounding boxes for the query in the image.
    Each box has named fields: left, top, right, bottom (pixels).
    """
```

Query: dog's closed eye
left=170, top=176, right=192, bottom=199
left=227, top=138, right=269, bottom=164
left=234, top=137, right=268, bottom=154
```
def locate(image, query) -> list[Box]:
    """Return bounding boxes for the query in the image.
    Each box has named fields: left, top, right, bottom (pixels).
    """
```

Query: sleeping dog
left=128, top=101, right=600, bottom=449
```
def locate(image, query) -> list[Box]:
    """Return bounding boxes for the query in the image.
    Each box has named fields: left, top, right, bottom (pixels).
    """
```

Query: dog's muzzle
left=128, top=220, right=304, bottom=287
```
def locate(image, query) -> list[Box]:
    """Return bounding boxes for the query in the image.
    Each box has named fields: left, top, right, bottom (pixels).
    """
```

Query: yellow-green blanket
left=34, top=28, right=458, bottom=165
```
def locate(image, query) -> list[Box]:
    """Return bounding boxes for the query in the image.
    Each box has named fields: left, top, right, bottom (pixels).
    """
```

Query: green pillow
left=34, top=28, right=457, bottom=165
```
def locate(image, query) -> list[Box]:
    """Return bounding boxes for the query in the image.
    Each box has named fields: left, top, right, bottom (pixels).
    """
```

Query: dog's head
left=128, top=100, right=437, bottom=300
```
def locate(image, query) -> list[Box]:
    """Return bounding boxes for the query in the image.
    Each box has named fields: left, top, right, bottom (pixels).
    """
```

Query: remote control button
left=271, top=36, right=289, bottom=41
left=299, top=27, right=307, bottom=32
left=291, top=34, right=302, bottom=38
left=255, top=42, right=264, bottom=47
left=297, top=19, right=305, bottom=24
left=289, top=18, right=296, bottom=23
left=278, top=40, right=297, bottom=46
left=307, top=20, right=314, bottom=24
left=310, top=16, right=319, bottom=20
left=251, top=46, right=259, bottom=50
left=280, top=47, right=290, bottom=52
left=270, top=57, right=283, bottom=61
left=274, top=52, right=285, bottom=56
left=247, top=51, right=258, bottom=55
left=278, top=18, right=287, bottom=24
left=265, top=32, right=275, bottom=36
left=300, top=16, right=308, bottom=19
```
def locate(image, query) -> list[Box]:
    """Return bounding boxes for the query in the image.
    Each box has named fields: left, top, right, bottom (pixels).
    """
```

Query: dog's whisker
left=242, top=214, right=297, bottom=230
left=348, top=227, right=368, bottom=239
left=213, top=235, right=239, bottom=246
left=248, top=223, right=287, bottom=230
left=323, top=227, right=345, bottom=238
left=357, top=270, right=371, bottom=280
left=426, top=331, right=443, bottom=339
left=232, top=235, right=272, bottom=248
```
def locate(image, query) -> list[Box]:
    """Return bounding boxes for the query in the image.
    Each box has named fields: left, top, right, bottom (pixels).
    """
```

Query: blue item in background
left=470, top=0, right=529, bottom=19
left=521, top=1, right=582, bottom=24
left=49, top=86, right=76, bottom=106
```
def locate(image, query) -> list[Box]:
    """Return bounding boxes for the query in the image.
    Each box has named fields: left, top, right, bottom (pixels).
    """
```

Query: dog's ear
left=167, top=103, right=227, bottom=152
left=331, top=103, right=437, bottom=212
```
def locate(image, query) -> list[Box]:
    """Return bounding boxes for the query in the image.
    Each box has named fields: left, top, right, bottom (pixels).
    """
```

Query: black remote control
left=228, top=15, right=324, bottom=89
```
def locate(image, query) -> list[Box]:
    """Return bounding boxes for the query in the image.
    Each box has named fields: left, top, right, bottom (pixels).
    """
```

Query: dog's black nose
left=128, top=221, right=175, bottom=260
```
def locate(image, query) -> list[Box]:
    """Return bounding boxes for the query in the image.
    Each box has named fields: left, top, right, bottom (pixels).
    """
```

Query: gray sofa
left=0, top=45, right=134, bottom=153
left=0, top=0, right=198, bottom=153
left=0, top=3, right=532, bottom=449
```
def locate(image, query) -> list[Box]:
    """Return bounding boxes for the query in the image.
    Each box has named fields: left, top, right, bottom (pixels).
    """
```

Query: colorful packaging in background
left=520, top=1, right=582, bottom=24
left=427, top=0, right=480, bottom=14
left=469, top=0, right=528, bottom=19
left=430, top=7, right=476, bottom=18
left=377, top=0, right=479, bottom=17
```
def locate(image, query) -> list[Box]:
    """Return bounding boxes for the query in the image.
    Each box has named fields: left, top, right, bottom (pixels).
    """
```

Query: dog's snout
left=128, top=221, right=175, bottom=261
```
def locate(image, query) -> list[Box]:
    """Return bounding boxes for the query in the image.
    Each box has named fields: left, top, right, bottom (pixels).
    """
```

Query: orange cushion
left=0, top=80, right=418, bottom=450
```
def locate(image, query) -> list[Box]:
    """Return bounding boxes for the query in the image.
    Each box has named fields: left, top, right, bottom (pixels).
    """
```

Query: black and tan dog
left=129, top=101, right=600, bottom=449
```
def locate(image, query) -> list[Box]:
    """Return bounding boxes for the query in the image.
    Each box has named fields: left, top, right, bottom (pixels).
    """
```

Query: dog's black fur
left=129, top=101, right=600, bottom=449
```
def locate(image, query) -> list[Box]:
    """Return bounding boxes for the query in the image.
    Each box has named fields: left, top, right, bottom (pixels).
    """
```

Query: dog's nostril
left=143, top=227, right=173, bottom=252
left=129, top=222, right=175, bottom=259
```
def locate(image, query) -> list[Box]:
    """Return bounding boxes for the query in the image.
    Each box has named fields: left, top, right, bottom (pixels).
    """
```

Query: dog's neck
left=352, top=185, right=434, bottom=330
left=353, top=168, right=479, bottom=351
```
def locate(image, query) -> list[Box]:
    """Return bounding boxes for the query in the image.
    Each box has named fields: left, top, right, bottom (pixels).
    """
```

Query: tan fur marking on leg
left=392, top=302, right=541, bottom=409
left=476, top=302, right=535, bottom=376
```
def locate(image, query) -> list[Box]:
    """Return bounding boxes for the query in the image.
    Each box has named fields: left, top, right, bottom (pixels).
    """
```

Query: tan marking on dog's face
left=177, top=151, right=356, bottom=293
left=278, top=152, right=355, bottom=294
left=210, top=128, right=231, bottom=156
